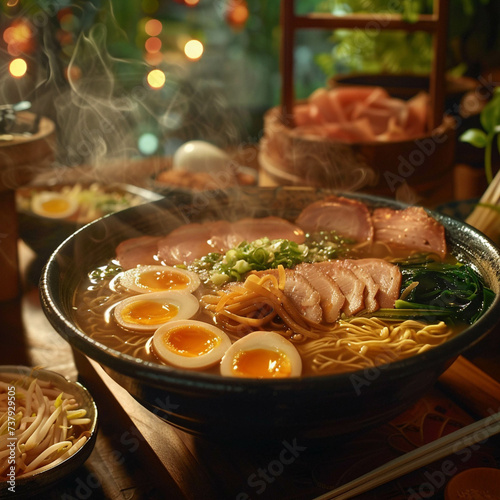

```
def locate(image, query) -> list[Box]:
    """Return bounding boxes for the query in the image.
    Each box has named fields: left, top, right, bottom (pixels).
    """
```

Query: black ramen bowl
left=39, top=187, right=500, bottom=444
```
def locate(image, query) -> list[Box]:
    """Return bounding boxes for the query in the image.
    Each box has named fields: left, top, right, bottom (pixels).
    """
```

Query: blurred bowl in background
left=150, top=165, right=257, bottom=195
left=16, top=182, right=163, bottom=258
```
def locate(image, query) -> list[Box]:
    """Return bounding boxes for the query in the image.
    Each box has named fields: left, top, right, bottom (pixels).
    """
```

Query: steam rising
left=1, top=1, right=247, bottom=189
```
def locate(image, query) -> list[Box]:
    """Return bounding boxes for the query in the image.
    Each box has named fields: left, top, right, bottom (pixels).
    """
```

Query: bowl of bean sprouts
left=0, top=366, right=98, bottom=499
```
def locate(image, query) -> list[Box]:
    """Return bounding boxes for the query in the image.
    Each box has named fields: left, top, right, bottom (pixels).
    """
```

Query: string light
left=145, top=19, right=162, bottom=37
left=4, top=19, right=33, bottom=56
left=184, top=39, right=203, bottom=60
left=145, top=36, right=162, bottom=54
left=227, top=1, right=249, bottom=29
left=147, top=68, right=166, bottom=89
left=9, top=58, right=27, bottom=78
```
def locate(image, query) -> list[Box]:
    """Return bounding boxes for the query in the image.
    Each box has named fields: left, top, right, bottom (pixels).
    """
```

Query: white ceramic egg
left=172, top=140, right=231, bottom=174
left=220, top=331, right=302, bottom=379
left=152, top=319, right=232, bottom=369
left=113, top=291, right=199, bottom=333
left=31, top=191, right=78, bottom=219
left=119, top=265, right=200, bottom=294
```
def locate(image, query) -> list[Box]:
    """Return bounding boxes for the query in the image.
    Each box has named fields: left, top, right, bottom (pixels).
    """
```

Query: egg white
left=31, top=192, right=78, bottom=219
left=119, top=265, right=200, bottom=294
left=113, top=291, right=199, bottom=333
left=152, top=319, right=231, bottom=370
left=220, top=331, right=302, bottom=378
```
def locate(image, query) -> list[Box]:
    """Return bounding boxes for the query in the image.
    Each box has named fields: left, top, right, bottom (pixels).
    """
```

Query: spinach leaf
left=396, top=261, right=495, bottom=324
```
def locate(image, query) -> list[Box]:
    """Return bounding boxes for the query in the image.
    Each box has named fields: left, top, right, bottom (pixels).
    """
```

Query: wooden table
left=2, top=241, right=500, bottom=500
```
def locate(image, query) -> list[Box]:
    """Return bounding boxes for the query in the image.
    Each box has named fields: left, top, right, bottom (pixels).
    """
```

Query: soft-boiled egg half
left=119, top=265, right=200, bottom=294
left=113, top=291, right=199, bottom=333
left=31, top=191, right=78, bottom=219
left=220, top=331, right=302, bottom=378
left=152, top=320, right=231, bottom=370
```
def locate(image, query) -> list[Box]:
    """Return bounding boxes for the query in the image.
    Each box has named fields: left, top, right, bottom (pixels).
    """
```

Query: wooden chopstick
left=465, top=169, right=500, bottom=242
left=312, top=410, right=500, bottom=500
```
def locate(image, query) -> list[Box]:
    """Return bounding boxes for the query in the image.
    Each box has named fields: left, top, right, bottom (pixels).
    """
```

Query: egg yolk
left=41, top=197, right=72, bottom=215
left=230, top=349, right=292, bottom=378
left=120, top=300, right=179, bottom=325
left=136, top=270, right=190, bottom=291
left=162, top=326, right=220, bottom=357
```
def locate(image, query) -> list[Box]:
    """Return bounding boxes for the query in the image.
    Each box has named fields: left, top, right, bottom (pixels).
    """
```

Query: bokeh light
left=138, top=133, right=159, bottom=155
left=147, top=68, right=166, bottom=89
left=184, top=39, right=203, bottom=60
left=4, top=20, right=33, bottom=56
left=9, top=58, right=27, bottom=78
left=145, top=36, right=162, bottom=53
left=185, top=0, right=200, bottom=5
left=64, top=64, right=82, bottom=82
left=59, top=12, right=80, bottom=32
left=227, top=3, right=249, bottom=27
left=145, top=52, right=163, bottom=66
left=145, top=19, right=162, bottom=37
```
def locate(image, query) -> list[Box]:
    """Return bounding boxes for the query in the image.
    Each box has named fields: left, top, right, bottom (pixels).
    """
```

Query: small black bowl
left=16, top=182, right=163, bottom=259
left=39, top=187, right=500, bottom=444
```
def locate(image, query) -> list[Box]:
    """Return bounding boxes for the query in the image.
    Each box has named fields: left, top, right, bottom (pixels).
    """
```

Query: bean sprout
left=0, top=372, right=93, bottom=479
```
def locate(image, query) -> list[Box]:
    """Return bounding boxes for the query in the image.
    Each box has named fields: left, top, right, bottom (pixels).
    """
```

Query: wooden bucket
left=0, top=112, right=56, bottom=301
left=258, top=105, right=456, bottom=207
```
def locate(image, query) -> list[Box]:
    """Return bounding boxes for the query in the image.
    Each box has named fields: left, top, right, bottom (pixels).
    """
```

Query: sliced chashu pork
left=352, top=258, right=402, bottom=308
left=372, top=206, right=446, bottom=258
left=227, top=216, right=305, bottom=248
left=115, top=236, right=162, bottom=270
left=251, top=269, right=323, bottom=324
left=294, top=263, right=345, bottom=323
left=338, top=260, right=379, bottom=313
left=158, top=221, right=233, bottom=266
left=316, top=261, right=366, bottom=317
left=235, top=257, right=402, bottom=325
left=295, top=195, right=374, bottom=244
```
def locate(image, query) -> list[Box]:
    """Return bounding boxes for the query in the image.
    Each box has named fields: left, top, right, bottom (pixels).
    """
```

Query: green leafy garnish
left=192, top=238, right=308, bottom=285
left=89, top=263, right=123, bottom=283
left=188, top=231, right=356, bottom=285
left=394, top=261, right=495, bottom=324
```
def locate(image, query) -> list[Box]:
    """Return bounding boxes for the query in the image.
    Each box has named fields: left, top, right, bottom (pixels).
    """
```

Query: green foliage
left=459, top=88, right=500, bottom=183
left=314, top=0, right=496, bottom=78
